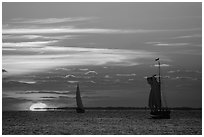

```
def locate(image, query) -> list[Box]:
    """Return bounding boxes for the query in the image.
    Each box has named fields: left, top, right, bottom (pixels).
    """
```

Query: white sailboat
left=147, top=58, right=170, bottom=119
left=76, top=83, right=85, bottom=113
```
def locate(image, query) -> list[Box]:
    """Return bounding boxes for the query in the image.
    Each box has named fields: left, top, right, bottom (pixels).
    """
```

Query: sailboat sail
left=147, top=76, right=161, bottom=110
left=76, top=84, right=85, bottom=113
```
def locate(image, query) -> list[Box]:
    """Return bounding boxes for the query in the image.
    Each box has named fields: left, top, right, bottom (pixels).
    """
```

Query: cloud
left=167, top=69, right=202, bottom=75
left=11, top=17, right=96, bottom=24
left=25, top=90, right=71, bottom=94
left=171, top=76, right=198, bottom=81
left=146, top=42, right=189, bottom=47
left=85, top=71, right=98, bottom=75
left=114, top=79, right=121, bottom=83
left=2, top=97, right=32, bottom=111
left=116, top=73, right=136, bottom=77
left=128, top=79, right=134, bottom=81
left=145, top=42, right=161, bottom=45
left=155, top=43, right=189, bottom=46
left=65, top=74, right=76, bottom=78
left=154, top=64, right=170, bottom=67
left=3, top=34, right=74, bottom=40
left=3, top=40, right=58, bottom=48
left=173, top=34, right=202, bottom=39
left=2, top=27, right=138, bottom=34
left=88, top=80, right=96, bottom=84
left=104, top=75, right=111, bottom=78
left=67, top=81, right=79, bottom=84
left=3, top=26, right=201, bottom=35
left=18, top=80, right=36, bottom=84
left=3, top=45, right=158, bottom=75
left=3, top=34, right=42, bottom=39
left=3, top=90, right=75, bottom=106
left=188, top=70, right=201, bottom=74
left=40, top=96, right=57, bottom=99
left=168, top=70, right=181, bottom=73
left=2, top=48, right=17, bottom=51
left=173, top=48, right=202, bottom=55
left=55, top=68, right=71, bottom=71
left=79, top=68, right=89, bottom=71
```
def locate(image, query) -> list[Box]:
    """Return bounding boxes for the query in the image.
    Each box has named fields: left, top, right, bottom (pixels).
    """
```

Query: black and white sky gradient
left=2, top=2, right=202, bottom=110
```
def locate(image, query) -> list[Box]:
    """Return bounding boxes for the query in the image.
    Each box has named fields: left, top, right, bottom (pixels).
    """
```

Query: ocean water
left=2, top=110, right=202, bottom=135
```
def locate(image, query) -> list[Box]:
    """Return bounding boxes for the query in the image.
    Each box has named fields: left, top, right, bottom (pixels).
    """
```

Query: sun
left=30, top=102, right=47, bottom=111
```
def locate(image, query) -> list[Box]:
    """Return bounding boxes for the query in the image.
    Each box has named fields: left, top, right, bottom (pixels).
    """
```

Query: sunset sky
left=2, top=2, right=202, bottom=110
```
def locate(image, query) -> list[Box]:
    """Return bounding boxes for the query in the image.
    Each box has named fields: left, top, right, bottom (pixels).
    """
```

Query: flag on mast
left=155, top=58, right=159, bottom=61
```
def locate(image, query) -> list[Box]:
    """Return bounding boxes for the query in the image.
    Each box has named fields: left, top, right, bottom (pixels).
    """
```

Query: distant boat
left=147, top=58, right=170, bottom=119
left=76, top=83, right=85, bottom=113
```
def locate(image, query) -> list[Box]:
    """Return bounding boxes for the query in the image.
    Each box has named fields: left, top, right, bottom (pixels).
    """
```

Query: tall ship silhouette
left=147, top=58, right=170, bottom=119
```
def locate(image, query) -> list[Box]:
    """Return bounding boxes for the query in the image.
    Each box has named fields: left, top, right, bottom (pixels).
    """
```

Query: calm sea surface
left=2, top=110, right=202, bottom=135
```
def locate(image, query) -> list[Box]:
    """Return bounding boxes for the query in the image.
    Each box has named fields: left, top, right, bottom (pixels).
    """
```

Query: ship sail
left=76, top=83, right=85, bottom=113
left=147, top=76, right=161, bottom=110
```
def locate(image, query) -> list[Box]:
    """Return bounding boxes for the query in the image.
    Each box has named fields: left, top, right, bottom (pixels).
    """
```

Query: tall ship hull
left=150, top=109, right=170, bottom=119
left=76, top=108, right=85, bottom=113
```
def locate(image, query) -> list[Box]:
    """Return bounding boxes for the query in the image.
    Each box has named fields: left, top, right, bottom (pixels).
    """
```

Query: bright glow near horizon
left=29, top=102, right=47, bottom=111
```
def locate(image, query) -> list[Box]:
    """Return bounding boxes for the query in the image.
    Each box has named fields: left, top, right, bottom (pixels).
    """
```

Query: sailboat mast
left=155, top=58, right=161, bottom=85
left=158, top=60, right=161, bottom=85
left=155, top=58, right=162, bottom=109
